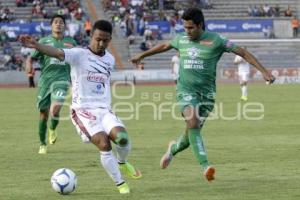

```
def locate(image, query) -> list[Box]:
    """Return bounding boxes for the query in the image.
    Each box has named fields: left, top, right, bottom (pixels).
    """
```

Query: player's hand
left=129, top=54, right=143, bottom=66
left=263, top=72, right=275, bottom=85
left=19, top=35, right=37, bottom=48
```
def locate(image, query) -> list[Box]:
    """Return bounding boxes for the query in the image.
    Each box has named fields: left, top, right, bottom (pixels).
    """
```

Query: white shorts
left=70, top=107, right=124, bottom=142
left=238, top=72, right=249, bottom=83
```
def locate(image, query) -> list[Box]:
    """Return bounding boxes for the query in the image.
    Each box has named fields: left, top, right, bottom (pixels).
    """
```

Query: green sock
left=188, top=128, right=209, bottom=169
left=49, top=117, right=59, bottom=130
left=39, top=119, right=47, bottom=145
left=171, top=134, right=190, bottom=156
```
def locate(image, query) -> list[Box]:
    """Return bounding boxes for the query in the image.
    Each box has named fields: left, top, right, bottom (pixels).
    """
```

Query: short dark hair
left=50, top=14, right=66, bottom=25
left=92, top=20, right=113, bottom=34
left=182, top=8, right=205, bottom=30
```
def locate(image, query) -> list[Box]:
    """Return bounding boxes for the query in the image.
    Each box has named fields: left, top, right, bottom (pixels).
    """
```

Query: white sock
left=116, top=142, right=131, bottom=163
left=100, top=151, right=124, bottom=185
left=241, top=85, right=247, bottom=97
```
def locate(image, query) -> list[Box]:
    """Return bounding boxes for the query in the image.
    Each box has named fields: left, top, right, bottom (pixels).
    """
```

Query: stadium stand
left=101, top=0, right=300, bottom=69
left=0, top=0, right=300, bottom=74
left=204, top=0, right=299, bottom=19
left=128, top=37, right=300, bottom=69
left=0, top=0, right=88, bottom=71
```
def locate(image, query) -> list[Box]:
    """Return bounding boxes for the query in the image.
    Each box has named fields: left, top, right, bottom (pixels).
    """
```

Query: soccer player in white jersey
left=171, top=52, right=180, bottom=84
left=19, top=20, right=141, bottom=194
left=234, top=48, right=250, bottom=101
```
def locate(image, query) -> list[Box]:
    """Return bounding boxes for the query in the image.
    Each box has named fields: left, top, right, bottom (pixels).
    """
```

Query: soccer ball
left=50, top=168, right=77, bottom=195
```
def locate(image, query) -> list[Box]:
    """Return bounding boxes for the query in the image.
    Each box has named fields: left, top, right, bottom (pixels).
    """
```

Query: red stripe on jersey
left=71, top=109, right=91, bottom=140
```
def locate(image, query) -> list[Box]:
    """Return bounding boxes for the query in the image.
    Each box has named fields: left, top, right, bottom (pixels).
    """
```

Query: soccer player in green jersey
left=130, top=8, right=275, bottom=181
left=29, top=15, right=77, bottom=154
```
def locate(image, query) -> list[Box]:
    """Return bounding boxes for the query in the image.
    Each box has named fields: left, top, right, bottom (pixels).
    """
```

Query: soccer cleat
left=48, top=129, right=57, bottom=145
left=240, top=96, right=248, bottom=101
left=204, top=166, right=215, bottom=182
left=119, top=162, right=142, bottom=179
left=38, top=145, right=47, bottom=154
left=160, top=140, right=176, bottom=169
left=117, top=182, right=130, bottom=194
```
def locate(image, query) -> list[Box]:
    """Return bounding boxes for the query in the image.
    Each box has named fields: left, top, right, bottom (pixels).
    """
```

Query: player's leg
left=183, top=106, right=209, bottom=168
left=48, top=84, right=69, bottom=144
left=160, top=131, right=190, bottom=169
left=109, top=126, right=142, bottom=179
left=48, top=102, right=62, bottom=144
left=71, top=108, right=129, bottom=194
left=239, top=73, right=248, bottom=101
left=183, top=105, right=215, bottom=181
left=160, top=94, right=194, bottom=169
left=91, top=132, right=129, bottom=194
left=102, top=112, right=141, bottom=179
left=38, top=109, right=49, bottom=154
left=37, top=88, right=51, bottom=154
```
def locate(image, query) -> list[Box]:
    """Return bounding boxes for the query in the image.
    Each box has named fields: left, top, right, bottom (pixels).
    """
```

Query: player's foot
left=119, top=162, right=142, bottom=179
left=204, top=166, right=215, bottom=182
left=117, top=182, right=130, bottom=194
left=160, top=140, right=176, bottom=169
left=240, top=96, right=248, bottom=101
left=48, top=129, right=57, bottom=145
left=38, top=145, right=47, bottom=154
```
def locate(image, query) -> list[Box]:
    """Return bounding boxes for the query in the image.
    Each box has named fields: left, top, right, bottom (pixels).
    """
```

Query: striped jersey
left=63, top=48, right=115, bottom=108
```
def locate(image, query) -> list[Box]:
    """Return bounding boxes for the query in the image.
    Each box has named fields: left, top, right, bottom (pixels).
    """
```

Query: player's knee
left=40, top=110, right=49, bottom=120
left=50, top=104, right=61, bottom=117
left=99, top=141, right=111, bottom=151
left=186, top=118, right=199, bottom=129
left=115, top=131, right=129, bottom=147
left=92, top=133, right=112, bottom=151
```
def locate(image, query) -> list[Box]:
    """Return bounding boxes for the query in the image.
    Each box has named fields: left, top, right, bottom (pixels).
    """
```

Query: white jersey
left=63, top=48, right=115, bottom=109
left=234, top=55, right=250, bottom=74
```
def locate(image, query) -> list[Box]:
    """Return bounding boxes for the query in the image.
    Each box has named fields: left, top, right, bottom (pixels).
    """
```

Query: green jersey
left=170, top=31, right=237, bottom=99
left=32, top=35, right=77, bottom=88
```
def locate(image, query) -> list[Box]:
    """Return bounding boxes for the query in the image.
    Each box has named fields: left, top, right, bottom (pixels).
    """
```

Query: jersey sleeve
left=72, top=38, right=77, bottom=46
left=169, top=35, right=180, bottom=50
left=63, top=48, right=83, bottom=67
left=219, top=35, right=237, bottom=53
left=69, top=38, right=77, bottom=47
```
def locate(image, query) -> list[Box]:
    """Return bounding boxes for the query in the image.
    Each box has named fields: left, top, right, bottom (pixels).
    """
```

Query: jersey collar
left=87, top=47, right=106, bottom=57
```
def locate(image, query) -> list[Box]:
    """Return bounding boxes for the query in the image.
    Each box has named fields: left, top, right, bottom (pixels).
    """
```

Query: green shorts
left=37, top=82, right=70, bottom=111
left=177, top=92, right=215, bottom=118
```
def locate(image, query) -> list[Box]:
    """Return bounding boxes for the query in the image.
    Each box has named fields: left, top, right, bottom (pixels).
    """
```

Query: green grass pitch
left=0, top=83, right=299, bottom=200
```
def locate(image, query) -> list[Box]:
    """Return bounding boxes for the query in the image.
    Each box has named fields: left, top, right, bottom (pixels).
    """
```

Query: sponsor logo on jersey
left=64, top=42, right=74, bottom=48
left=183, top=94, right=193, bottom=101
left=87, top=71, right=107, bottom=83
left=78, top=109, right=96, bottom=120
left=200, top=40, right=213, bottom=46
left=96, top=84, right=102, bottom=90
left=183, top=59, right=204, bottom=69
left=44, top=42, right=54, bottom=46
left=179, top=39, right=189, bottom=44
left=187, top=47, right=200, bottom=59
left=49, top=57, right=67, bottom=65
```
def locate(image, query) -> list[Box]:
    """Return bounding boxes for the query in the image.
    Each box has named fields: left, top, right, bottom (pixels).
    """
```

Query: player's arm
left=130, top=42, right=173, bottom=65
left=27, top=55, right=34, bottom=69
left=232, top=46, right=275, bottom=83
left=19, top=35, right=65, bottom=61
